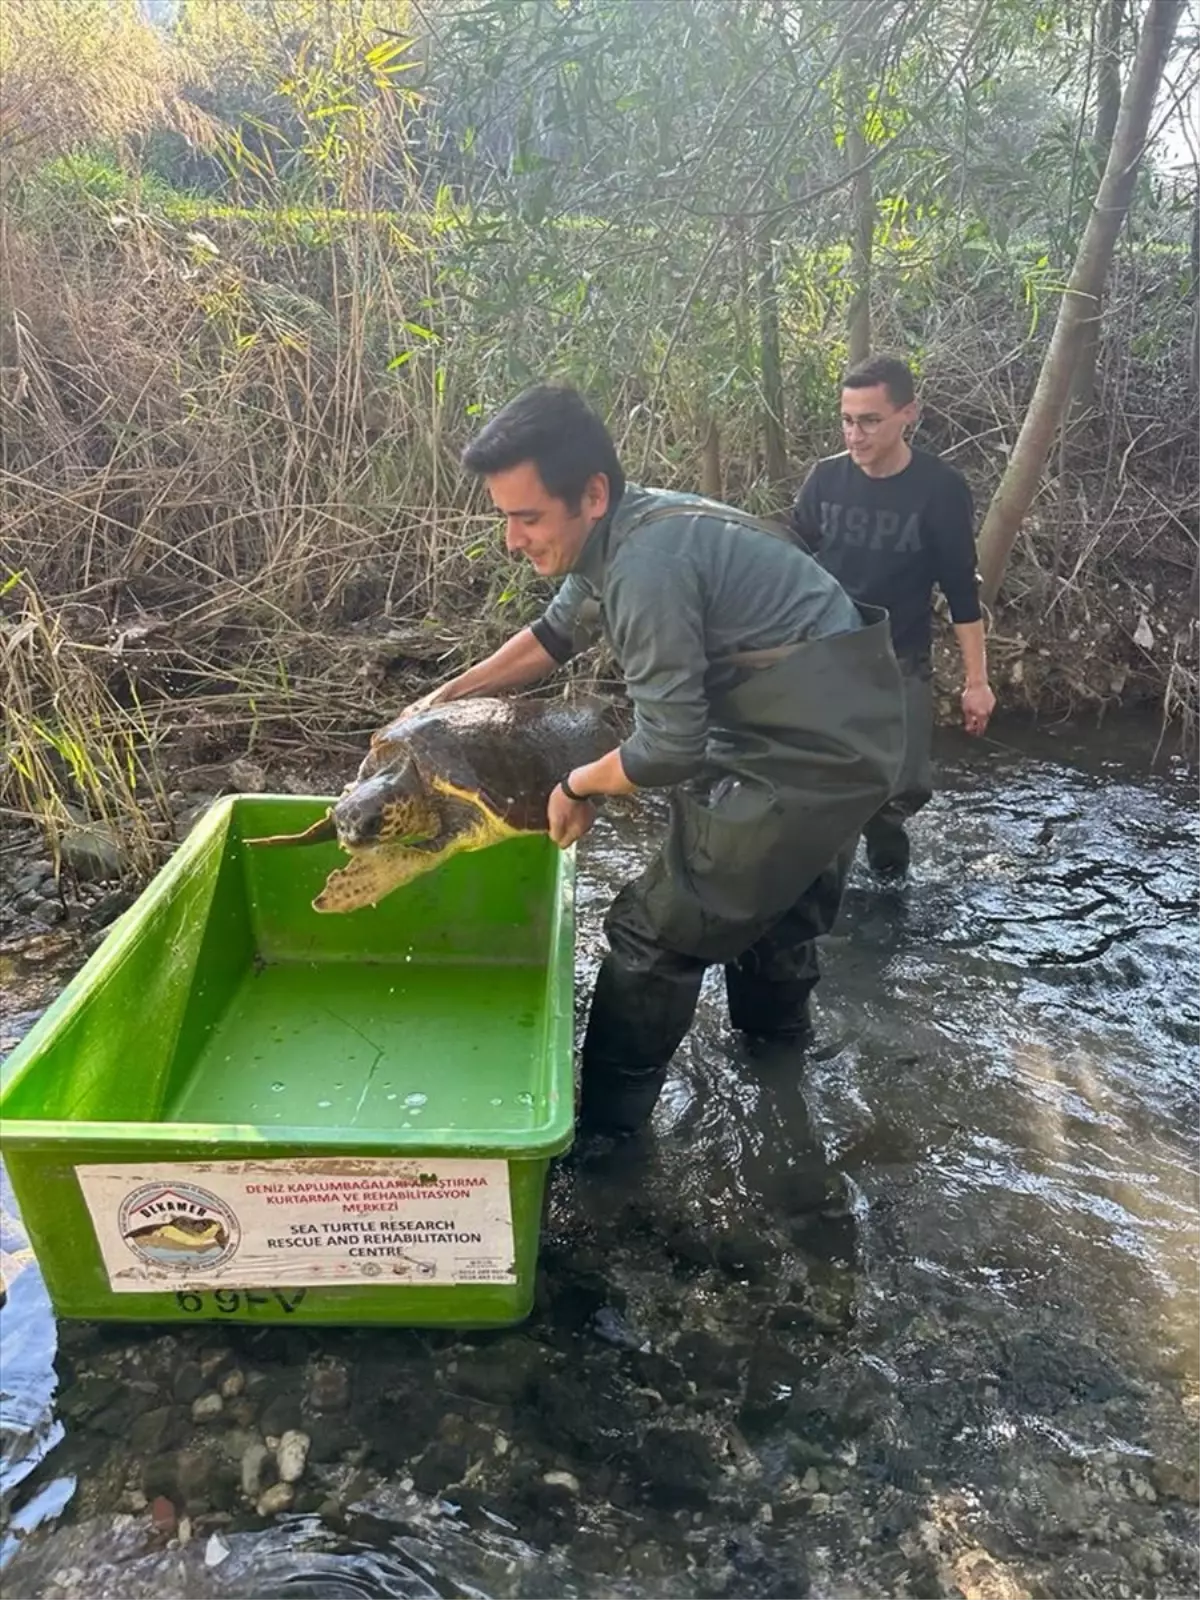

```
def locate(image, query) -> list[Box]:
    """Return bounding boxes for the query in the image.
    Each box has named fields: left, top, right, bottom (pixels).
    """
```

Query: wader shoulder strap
left=622, top=497, right=795, bottom=546
left=620, top=496, right=804, bottom=671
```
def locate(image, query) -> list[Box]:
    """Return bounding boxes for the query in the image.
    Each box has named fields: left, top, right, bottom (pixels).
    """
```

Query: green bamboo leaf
left=365, top=38, right=416, bottom=69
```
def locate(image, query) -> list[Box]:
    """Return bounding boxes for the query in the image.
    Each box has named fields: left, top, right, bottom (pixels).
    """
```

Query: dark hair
left=461, top=384, right=626, bottom=510
left=842, top=355, right=916, bottom=409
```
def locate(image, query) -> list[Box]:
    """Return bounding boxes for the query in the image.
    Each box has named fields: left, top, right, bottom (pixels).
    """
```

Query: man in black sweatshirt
left=789, top=355, right=996, bottom=879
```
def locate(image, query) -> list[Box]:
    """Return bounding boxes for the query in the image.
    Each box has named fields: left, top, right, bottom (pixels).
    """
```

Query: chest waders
left=862, top=652, right=935, bottom=878
left=578, top=500, right=906, bottom=1137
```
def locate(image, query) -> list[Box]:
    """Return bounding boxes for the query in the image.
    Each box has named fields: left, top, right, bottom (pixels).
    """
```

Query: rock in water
left=256, top=1481, right=294, bottom=1517
left=276, top=1429, right=310, bottom=1484
left=60, top=823, right=126, bottom=883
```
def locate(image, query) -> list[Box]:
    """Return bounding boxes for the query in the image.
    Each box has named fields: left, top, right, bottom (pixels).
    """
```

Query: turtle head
left=331, top=757, right=439, bottom=851
left=305, top=754, right=447, bottom=912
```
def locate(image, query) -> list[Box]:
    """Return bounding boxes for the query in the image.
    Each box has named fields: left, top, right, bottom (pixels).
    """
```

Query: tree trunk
left=977, top=0, right=1185, bottom=607
left=700, top=413, right=722, bottom=498
left=845, top=37, right=873, bottom=366
left=756, top=226, right=788, bottom=487
left=1069, top=0, right=1125, bottom=421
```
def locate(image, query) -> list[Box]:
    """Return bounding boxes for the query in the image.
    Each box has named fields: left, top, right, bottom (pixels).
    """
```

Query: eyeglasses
left=840, top=414, right=892, bottom=435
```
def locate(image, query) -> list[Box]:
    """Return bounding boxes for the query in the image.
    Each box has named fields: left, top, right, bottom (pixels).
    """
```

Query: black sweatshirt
left=788, top=447, right=982, bottom=660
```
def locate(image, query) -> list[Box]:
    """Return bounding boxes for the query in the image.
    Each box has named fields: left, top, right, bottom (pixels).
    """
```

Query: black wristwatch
left=559, top=775, right=592, bottom=803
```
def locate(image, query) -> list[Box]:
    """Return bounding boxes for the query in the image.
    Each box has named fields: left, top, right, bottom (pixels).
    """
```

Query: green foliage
left=0, top=0, right=1195, bottom=842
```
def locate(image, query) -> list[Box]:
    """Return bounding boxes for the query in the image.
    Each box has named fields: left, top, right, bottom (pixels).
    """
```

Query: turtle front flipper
left=313, top=785, right=528, bottom=914
left=244, top=812, right=337, bottom=848
left=313, top=840, right=454, bottom=912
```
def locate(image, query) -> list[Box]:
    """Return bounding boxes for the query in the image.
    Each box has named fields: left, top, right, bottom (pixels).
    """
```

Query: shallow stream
left=1, top=717, right=1196, bottom=1599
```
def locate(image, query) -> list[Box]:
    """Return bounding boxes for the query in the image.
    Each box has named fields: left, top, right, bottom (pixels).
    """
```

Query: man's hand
left=962, top=681, right=995, bottom=736
left=398, top=685, right=450, bottom=721
left=395, top=626, right=562, bottom=721
left=547, top=782, right=597, bottom=849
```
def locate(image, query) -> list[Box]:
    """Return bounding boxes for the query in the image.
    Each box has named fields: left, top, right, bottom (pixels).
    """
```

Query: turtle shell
left=356, top=696, right=617, bottom=832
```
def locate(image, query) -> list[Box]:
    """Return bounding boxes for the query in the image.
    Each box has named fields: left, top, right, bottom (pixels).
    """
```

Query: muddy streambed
left=0, top=718, right=1196, bottom=1599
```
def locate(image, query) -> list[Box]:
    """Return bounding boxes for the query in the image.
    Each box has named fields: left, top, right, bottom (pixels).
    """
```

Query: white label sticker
left=74, top=1157, right=516, bottom=1291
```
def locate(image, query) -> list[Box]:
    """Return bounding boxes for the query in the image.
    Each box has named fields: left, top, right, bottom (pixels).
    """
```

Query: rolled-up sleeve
left=931, top=473, right=982, bottom=625
left=530, top=573, right=603, bottom=664
left=605, top=540, right=709, bottom=788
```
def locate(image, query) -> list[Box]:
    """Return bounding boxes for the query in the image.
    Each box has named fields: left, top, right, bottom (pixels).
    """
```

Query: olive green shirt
left=530, top=484, right=862, bottom=787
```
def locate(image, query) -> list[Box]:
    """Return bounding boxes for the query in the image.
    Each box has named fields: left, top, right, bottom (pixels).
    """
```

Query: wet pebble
left=84, top=888, right=135, bottom=929
left=307, top=1357, right=350, bottom=1413
left=129, top=1406, right=177, bottom=1457
left=260, top=1392, right=303, bottom=1438
left=412, top=1440, right=468, bottom=1495
left=200, top=1348, right=233, bottom=1380
left=173, top=1363, right=204, bottom=1405
left=229, top=758, right=267, bottom=792
left=219, top=1369, right=246, bottom=1399
left=226, top=1397, right=258, bottom=1430
left=256, top=1482, right=294, bottom=1517
left=150, top=1496, right=176, bottom=1537
left=241, top=1442, right=274, bottom=1498
left=452, top=1344, right=541, bottom=1405
left=11, top=860, right=53, bottom=895
left=1136, top=1543, right=1167, bottom=1576
left=543, top=1470, right=580, bottom=1494
left=636, top=1426, right=717, bottom=1509
left=58, top=1377, right=123, bottom=1421
left=591, top=1305, right=650, bottom=1351
left=672, top=1329, right=741, bottom=1392
left=1151, top=1457, right=1200, bottom=1503
left=191, top=1392, right=224, bottom=1423
left=307, top=1416, right=360, bottom=1464
left=276, top=1429, right=310, bottom=1484
left=60, top=821, right=126, bottom=882
left=715, top=1224, right=779, bottom=1283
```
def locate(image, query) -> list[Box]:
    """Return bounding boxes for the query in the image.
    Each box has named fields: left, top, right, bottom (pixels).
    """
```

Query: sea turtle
left=124, top=1216, right=231, bottom=1253
left=246, top=696, right=618, bottom=913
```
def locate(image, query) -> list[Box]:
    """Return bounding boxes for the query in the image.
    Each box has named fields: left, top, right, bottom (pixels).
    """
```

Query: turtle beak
left=332, top=782, right=388, bottom=848
left=336, top=805, right=383, bottom=848
left=244, top=811, right=337, bottom=849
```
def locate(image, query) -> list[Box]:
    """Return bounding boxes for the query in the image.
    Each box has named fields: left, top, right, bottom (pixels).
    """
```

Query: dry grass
left=0, top=1, right=1195, bottom=877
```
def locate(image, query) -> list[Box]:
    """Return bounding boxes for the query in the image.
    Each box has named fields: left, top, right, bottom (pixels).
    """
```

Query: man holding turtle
left=404, top=384, right=905, bottom=1138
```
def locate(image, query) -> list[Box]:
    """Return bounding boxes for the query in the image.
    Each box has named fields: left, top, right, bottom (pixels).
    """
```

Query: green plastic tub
left=0, top=796, right=577, bottom=1327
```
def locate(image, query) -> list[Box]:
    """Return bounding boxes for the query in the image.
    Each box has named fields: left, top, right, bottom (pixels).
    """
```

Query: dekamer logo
left=119, top=1181, right=240, bottom=1273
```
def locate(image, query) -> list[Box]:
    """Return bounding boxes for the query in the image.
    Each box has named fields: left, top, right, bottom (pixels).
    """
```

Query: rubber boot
left=863, top=813, right=911, bottom=879
left=578, top=952, right=704, bottom=1136
left=724, top=966, right=816, bottom=1045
